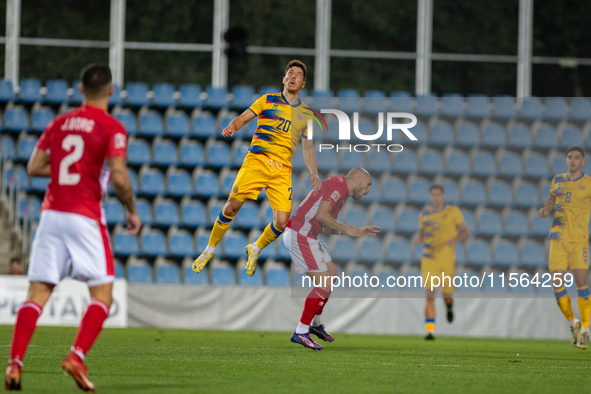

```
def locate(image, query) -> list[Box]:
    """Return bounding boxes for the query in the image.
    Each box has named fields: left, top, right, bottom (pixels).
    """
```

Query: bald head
left=345, top=167, right=372, bottom=200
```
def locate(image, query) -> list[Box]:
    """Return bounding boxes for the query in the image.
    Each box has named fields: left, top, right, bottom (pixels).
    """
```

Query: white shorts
left=283, top=227, right=332, bottom=274
left=28, top=210, right=115, bottom=287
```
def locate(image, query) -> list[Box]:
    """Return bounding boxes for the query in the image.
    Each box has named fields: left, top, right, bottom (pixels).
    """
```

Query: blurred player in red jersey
left=5, top=64, right=141, bottom=392
left=283, top=168, right=380, bottom=350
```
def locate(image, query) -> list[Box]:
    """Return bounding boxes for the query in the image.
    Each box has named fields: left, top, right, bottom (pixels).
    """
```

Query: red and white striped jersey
left=287, top=176, right=349, bottom=239
left=36, top=105, right=127, bottom=224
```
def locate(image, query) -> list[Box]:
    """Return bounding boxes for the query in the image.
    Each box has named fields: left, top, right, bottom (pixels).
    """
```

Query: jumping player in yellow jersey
left=413, top=184, right=470, bottom=340
left=192, top=60, right=321, bottom=277
left=538, top=145, right=591, bottom=349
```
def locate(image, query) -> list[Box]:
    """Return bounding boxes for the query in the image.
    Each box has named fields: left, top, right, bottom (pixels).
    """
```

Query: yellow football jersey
left=247, top=93, right=312, bottom=166
left=420, top=205, right=464, bottom=259
left=549, top=173, right=591, bottom=242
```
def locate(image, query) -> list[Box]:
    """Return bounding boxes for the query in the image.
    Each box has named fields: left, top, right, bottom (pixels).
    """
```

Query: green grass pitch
left=2, top=325, right=590, bottom=393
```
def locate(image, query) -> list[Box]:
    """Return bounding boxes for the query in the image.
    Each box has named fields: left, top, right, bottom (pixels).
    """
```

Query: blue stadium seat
left=232, top=141, right=249, bottom=167
left=258, top=86, right=280, bottom=96
left=471, top=151, right=496, bottom=177
left=127, top=169, right=139, bottom=194
left=441, top=94, right=464, bottom=117
left=529, top=209, right=551, bottom=236
left=127, top=139, right=151, bottom=166
left=154, top=199, right=179, bottom=227
left=345, top=206, right=368, bottom=227
left=238, top=266, right=264, bottom=286
left=16, top=135, right=37, bottom=161
left=519, top=240, right=545, bottom=267
left=381, top=176, right=407, bottom=204
left=179, top=84, right=202, bottom=108
left=415, top=94, right=438, bottom=116
left=467, top=239, right=491, bottom=266
left=481, top=123, right=506, bottom=148
left=181, top=199, right=206, bottom=227
left=540, top=181, right=551, bottom=200
left=497, top=151, right=522, bottom=177
left=113, top=111, right=137, bottom=136
left=19, top=79, right=42, bottom=104
left=408, top=177, right=430, bottom=204
left=387, top=236, right=411, bottom=263
left=291, top=149, right=307, bottom=172
left=438, top=178, right=459, bottom=205
left=194, top=170, right=219, bottom=198
left=370, top=205, right=396, bottom=233
left=394, top=149, right=417, bottom=173
left=419, top=149, right=443, bottom=175
left=317, top=149, right=337, bottom=172
left=125, top=82, right=149, bottom=107
left=559, top=125, right=583, bottom=149
left=141, top=229, right=167, bottom=257
left=224, top=232, right=247, bottom=259
left=108, top=85, right=122, bottom=106
left=166, top=112, right=190, bottom=138
left=113, top=229, right=139, bottom=256
left=456, top=122, right=480, bottom=147
left=115, top=261, right=125, bottom=279
left=0, top=136, right=15, bottom=160
left=0, top=79, right=15, bottom=102
left=45, top=79, right=69, bottom=104
left=363, top=90, right=388, bottom=113
left=550, top=153, right=567, bottom=174
left=518, top=97, right=542, bottom=119
left=467, top=94, right=490, bottom=118
left=461, top=209, right=476, bottom=235
left=167, top=169, right=192, bottom=197
left=231, top=85, right=255, bottom=110
left=331, top=238, right=357, bottom=262
left=533, top=125, right=557, bottom=150
left=493, top=239, right=518, bottom=266
left=455, top=242, right=466, bottom=265
left=492, top=96, right=516, bottom=118
left=211, top=266, right=236, bottom=285
left=127, top=262, right=152, bottom=283
left=184, top=266, right=208, bottom=285
left=524, top=152, right=549, bottom=178
left=234, top=201, right=260, bottom=229
left=245, top=119, right=257, bottom=139
left=338, top=89, right=361, bottom=113
left=219, top=169, right=237, bottom=195
left=139, top=167, right=165, bottom=196
left=153, top=139, right=178, bottom=167
left=152, top=83, right=176, bottom=108
left=503, top=210, right=528, bottom=237
left=445, top=150, right=470, bottom=176
left=219, top=114, right=242, bottom=140
left=69, top=80, right=84, bottom=105
left=104, top=198, right=125, bottom=225
left=156, top=263, right=180, bottom=284
left=311, top=89, right=334, bottom=110
left=30, top=176, right=49, bottom=192
left=266, top=267, right=290, bottom=287
left=397, top=206, right=420, bottom=234
left=31, top=108, right=55, bottom=132
left=193, top=113, right=216, bottom=138
left=366, top=151, right=391, bottom=174
left=514, top=181, right=538, bottom=206
left=405, top=121, right=427, bottom=147
left=545, top=97, right=568, bottom=120
left=205, top=85, right=229, bottom=109
left=460, top=179, right=486, bottom=206
left=5, top=107, right=30, bottom=133
left=570, top=98, right=591, bottom=122
left=390, top=91, right=413, bottom=113
left=430, top=122, right=454, bottom=146
left=476, top=209, right=502, bottom=237
left=206, top=141, right=231, bottom=168
left=135, top=198, right=153, bottom=226
left=358, top=238, right=383, bottom=263
left=487, top=179, right=512, bottom=208
left=139, top=112, right=164, bottom=137
left=179, top=139, right=204, bottom=167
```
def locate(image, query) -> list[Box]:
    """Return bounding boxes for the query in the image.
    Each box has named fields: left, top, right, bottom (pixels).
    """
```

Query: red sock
left=318, top=292, right=330, bottom=315
left=9, top=302, right=43, bottom=363
left=300, top=287, right=330, bottom=325
left=71, top=301, right=109, bottom=358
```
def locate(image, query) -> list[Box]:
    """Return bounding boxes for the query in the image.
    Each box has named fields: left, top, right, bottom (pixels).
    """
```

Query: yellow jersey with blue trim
left=419, top=205, right=464, bottom=259
left=548, top=173, right=591, bottom=242
left=247, top=92, right=311, bottom=166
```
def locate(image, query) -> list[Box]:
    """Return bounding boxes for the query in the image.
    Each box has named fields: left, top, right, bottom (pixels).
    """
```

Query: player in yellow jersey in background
left=193, top=60, right=321, bottom=277
left=413, top=184, right=470, bottom=340
left=538, top=146, right=591, bottom=349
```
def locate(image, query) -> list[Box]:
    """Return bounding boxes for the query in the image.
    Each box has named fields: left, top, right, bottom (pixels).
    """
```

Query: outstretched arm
left=221, top=109, right=257, bottom=138
left=27, top=147, right=51, bottom=177
left=316, top=200, right=364, bottom=237
left=302, top=138, right=321, bottom=191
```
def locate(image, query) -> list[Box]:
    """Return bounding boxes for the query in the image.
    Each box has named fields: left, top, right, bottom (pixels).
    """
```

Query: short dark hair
left=80, top=63, right=112, bottom=99
left=567, top=145, right=585, bottom=157
left=9, top=256, right=21, bottom=265
left=430, top=184, right=444, bottom=193
left=285, top=60, right=307, bottom=81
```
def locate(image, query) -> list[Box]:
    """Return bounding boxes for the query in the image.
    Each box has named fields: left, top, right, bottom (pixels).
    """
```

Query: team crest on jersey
left=580, top=184, right=586, bottom=191
left=233, top=186, right=239, bottom=194
left=114, top=133, right=126, bottom=149
left=330, top=191, right=340, bottom=202
left=297, top=112, right=304, bottom=120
